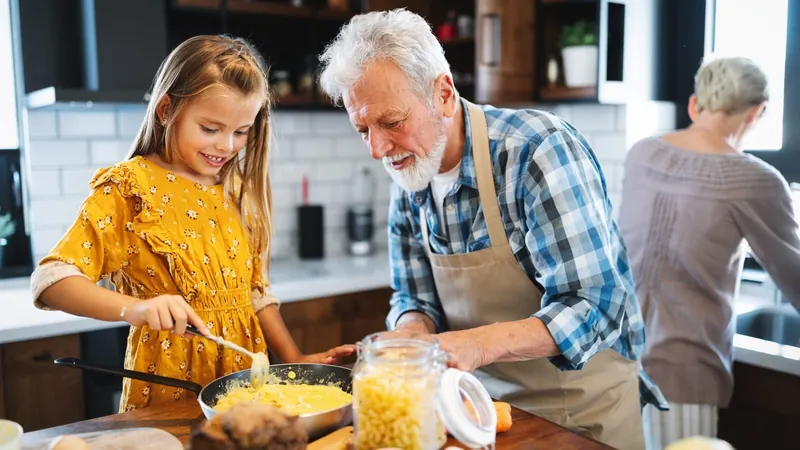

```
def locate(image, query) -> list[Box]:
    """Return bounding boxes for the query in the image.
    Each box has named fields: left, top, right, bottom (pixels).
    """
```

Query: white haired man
left=318, top=9, right=668, bottom=449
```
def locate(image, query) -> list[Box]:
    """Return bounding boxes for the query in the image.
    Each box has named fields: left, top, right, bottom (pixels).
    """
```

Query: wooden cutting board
left=22, top=427, right=183, bottom=450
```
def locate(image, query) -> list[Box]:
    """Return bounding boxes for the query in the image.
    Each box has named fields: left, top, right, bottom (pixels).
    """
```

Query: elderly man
left=318, top=9, right=667, bottom=449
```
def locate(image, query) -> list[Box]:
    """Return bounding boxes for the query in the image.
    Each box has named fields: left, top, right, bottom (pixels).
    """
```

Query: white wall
left=24, top=101, right=675, bottom=263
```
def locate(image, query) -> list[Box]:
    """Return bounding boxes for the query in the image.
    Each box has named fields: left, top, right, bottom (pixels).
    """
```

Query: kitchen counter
left=20, top=399, right=612, bottom=449
left=2, top=257, right=798, bottom=377
left=0, top=253, right=392, bottom=345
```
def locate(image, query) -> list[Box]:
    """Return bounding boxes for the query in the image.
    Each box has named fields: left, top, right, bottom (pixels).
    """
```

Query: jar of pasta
left=352, top=333, right=497, bottom=450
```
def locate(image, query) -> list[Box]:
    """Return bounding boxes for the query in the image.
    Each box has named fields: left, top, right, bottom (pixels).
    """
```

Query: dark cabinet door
left=475, top=0, right=535, bottom=105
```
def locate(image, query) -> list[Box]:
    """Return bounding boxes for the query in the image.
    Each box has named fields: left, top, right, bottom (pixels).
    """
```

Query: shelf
left=227, top=0, right=312, bottom=18
left=539, top=85, right=596, bottom=101
left=273, top=93, right=316, bottom=107
left=540, top=0, right=598, bottom=5
left=172, top=0, right=355, bottom=20
left=439, top=37, right=475, bottom=45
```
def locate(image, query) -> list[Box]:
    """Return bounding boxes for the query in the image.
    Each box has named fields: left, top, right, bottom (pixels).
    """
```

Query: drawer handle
left=33, top=352, right=53, bottom=362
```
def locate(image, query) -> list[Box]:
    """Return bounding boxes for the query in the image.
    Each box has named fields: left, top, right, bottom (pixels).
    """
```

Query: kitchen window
left=709, top=0, right=800, bottom=181
left=710, top=0, right=788, bottom=152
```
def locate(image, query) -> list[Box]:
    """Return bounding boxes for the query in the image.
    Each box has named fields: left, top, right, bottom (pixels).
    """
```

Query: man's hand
left=436, top=329, right=489, bottom=372
left=294, top=345, right=356, bottom=365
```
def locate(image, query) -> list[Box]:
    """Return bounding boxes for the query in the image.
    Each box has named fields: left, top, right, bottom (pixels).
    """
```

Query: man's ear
left=434, top=73, right=458, bottom=118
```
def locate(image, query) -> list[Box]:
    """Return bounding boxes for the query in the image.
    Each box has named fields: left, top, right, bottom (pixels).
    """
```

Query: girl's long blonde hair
left=130, top=35, right=273, bottom=270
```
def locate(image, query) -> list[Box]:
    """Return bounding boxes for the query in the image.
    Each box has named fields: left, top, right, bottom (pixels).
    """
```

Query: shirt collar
left=409, top=98, right=479, bottom=206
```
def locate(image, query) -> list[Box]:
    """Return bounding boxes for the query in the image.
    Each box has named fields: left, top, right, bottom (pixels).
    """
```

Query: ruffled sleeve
left=250, top=252, right=279, bottom=312
left=35, top=172, right=133, bottom=306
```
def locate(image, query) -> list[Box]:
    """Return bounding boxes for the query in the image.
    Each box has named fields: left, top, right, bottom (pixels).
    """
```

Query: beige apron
left=418, top=101, right=645, bottom=450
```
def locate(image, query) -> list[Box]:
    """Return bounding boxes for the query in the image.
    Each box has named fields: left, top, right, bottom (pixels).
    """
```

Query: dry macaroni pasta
left=353, top=368, right=446, bottom=450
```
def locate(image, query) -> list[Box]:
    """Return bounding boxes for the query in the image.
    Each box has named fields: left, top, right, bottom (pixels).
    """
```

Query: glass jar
left=352, top=333, right=497, bottom=450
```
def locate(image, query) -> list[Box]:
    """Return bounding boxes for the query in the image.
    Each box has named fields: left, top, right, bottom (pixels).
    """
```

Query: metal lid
left=436, top=368, right=497, bottom=449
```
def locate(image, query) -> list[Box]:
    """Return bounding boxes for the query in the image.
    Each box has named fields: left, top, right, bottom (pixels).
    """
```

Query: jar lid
left=436, top=368, right=497, bottom=449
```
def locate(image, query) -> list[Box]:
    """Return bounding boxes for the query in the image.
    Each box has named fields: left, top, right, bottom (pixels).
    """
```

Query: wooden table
left=21, top=401, right=612, bottom=449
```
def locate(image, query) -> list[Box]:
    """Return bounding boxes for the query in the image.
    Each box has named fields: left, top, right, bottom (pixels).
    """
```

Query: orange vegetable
left=462, top=400, right=513, bottom=433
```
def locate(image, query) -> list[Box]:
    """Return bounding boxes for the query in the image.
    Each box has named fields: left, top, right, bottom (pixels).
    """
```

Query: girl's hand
left=124, top=295, right=209, bottom=337
left=296, top=344, right=356, bottom=365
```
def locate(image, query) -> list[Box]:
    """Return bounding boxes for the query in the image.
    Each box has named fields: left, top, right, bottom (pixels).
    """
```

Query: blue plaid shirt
left=386, top=100, right=668, bottom=410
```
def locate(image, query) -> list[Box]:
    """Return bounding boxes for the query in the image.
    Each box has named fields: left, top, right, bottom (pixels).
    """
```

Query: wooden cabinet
left=475, top=0, right=536, bottom=105
left=718, top=362, right=800, bottom=450
left=279, top=288, right=393, bottom=364
left=0, top=334, right=85, bottom=433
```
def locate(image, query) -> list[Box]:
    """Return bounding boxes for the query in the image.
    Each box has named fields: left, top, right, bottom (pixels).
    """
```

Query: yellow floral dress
left=40, top=156, right=268, bottom=412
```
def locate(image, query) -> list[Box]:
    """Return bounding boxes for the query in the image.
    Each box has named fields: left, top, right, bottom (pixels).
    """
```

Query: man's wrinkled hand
left=435, top=329, right=489, bottom=373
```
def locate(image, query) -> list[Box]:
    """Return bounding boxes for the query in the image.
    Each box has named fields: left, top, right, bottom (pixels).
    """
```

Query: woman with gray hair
left=618, top=55, right=800, bottom=448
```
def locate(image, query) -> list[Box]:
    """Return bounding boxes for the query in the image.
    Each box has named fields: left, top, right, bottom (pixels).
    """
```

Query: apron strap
left=419, top=101, right=510, bottom=254
left=464, top=101, right=510, bottom=251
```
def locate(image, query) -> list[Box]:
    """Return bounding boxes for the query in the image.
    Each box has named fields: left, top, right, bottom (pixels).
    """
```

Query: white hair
left=317, top=8, right=452, bottom=106
left=694, top=55, right=769, bottom=115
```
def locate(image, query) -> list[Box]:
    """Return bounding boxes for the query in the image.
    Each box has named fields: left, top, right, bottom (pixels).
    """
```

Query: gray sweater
left=618, top=136, right=800, bottom=407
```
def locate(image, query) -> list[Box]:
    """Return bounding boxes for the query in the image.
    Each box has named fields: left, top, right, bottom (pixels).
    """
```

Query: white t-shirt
left=430, top=160, right=462, bottom=229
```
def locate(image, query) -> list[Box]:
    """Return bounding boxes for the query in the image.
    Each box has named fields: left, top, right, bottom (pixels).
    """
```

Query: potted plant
left=0, top=211, right=16, bottom=271
left=558, top=20, right=598, bottom=88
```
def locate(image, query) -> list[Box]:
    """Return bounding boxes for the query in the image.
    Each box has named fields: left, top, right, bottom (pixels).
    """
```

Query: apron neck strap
left=464, top=101, right=509, bottom=250
left=419, top=101, right=510, bottom=253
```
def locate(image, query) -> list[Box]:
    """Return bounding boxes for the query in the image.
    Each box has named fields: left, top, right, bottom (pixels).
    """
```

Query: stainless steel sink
left=736, top=307, right=800, bottom=347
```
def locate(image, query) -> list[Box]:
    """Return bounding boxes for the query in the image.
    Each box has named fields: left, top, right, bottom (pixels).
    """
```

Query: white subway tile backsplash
left=25, top=102, right=672, bottom=261
left=615, top=107, right=627, bottom=132
left=587, top=133, right=628, bottom=161
left=272, top=208, right=295, bottom=234
left=32, top=227, right=65, bottom=259
left=116, top=107, right=146, bottom=137
left=333, top=137, right=367, bottom=159
left=30, top=196, right=84, bottom=229
left=58, top=111, right=116, bottom=138
left=271, top=161, right=313, bottom=185
left=90, top=140, right=131, bottom=165
left=314, top=161, right=353, bottom=182
left=324, top=228, right=347, bottom=257
left=290, top=137, right=334, bottom=160
left=271, top=186, right=297, bottom=209
left=29, top=141, right=90, bottom=168
left=27, top=110, right=58, bottom=138
left=272, top=112, right=312, bottom=136
left=28, top=169, right=61, bottom=199
left=570, top=105, right=618, bottom=132
left=61, top=168, right=98, bottom=195
left=324, top=205, right=346, bottom=231
left=312, top=113, right=353, bottom=136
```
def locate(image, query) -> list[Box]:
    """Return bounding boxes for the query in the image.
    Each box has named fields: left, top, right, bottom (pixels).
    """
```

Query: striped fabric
left=385, top=99, right=669, bottom=411
left=643, top=403, right=719, bottom=450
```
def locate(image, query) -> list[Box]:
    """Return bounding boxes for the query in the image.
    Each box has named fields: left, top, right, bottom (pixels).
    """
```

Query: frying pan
left=53, top=357, right=353, bottom=440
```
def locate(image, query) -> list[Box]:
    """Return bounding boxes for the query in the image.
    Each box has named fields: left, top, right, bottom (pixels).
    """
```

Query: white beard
left=382, top=128, right=447, bottom=192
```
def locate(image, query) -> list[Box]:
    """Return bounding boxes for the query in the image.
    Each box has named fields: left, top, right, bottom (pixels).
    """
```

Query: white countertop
left=0, top=252, right=392, bottom=345
left=2, top=256, right=798, bottom=378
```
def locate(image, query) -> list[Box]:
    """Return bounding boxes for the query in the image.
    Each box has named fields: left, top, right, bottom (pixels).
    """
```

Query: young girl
left=30, top=35, right=354, bottom=412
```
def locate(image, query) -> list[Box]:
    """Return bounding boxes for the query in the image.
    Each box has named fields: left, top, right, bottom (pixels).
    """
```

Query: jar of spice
left=352, top=333, right=497, bottom=450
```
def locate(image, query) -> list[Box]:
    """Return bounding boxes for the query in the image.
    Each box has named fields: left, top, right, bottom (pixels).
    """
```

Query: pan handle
left=54, top=357, right=204, bottom=396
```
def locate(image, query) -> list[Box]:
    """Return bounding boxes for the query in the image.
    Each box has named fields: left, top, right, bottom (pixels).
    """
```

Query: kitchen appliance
left=297, top=174, right=324, bottom=259
left=53, top=358, right=354, bottom=441
left=347, top=166, right=375, bottom=256
left=0, top=0, right=33, bottom=278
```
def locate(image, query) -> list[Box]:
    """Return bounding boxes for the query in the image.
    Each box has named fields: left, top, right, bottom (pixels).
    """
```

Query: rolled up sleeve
left=524, top=131, right=631, bottom=370
left=386, top=183, right=448, bottom=333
